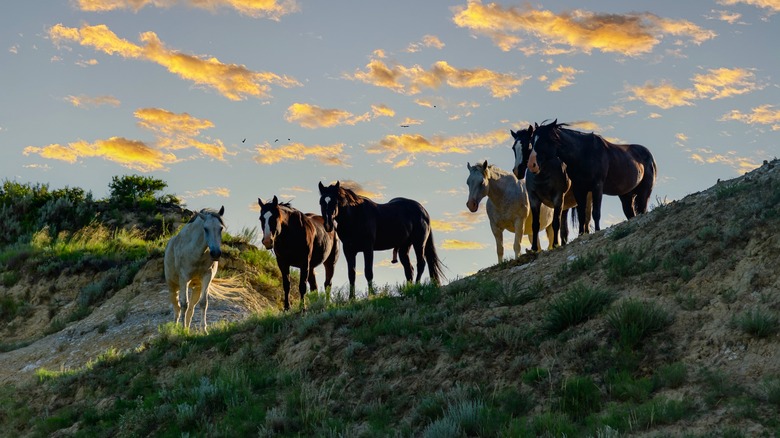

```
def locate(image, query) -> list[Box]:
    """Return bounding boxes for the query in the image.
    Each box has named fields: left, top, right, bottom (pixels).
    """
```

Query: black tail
left=424, top=232, right=446, bottom=285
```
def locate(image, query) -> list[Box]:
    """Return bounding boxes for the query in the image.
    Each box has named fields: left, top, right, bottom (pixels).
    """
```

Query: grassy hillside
left=2, top=163, right=780, bottom=437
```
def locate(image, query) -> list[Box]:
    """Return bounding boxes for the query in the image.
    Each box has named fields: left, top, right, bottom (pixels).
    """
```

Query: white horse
left=164, top=206, right=225, bottom=333
left=466, top=161, right=555, bottom=263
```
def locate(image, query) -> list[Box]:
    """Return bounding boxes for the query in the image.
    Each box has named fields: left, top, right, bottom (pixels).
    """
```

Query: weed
left=559, top=251, right=601, bottom=277
left=609, top=223, right=636, bottom=241
left=606, top=299, right=672, bottom=349
left=762, top=378, right=780, bottom=406
left=699, top=367, right=742, bottom=406
left=696, top=225, right=718, bottom=241
left=558, top=375, right=601, bottom=421
left=735, top=308, right=779, bottom=338
left=527, top=412, right=578, bottom=437
left=653, top=362, right=688, bottom=389
left=606, top=370, right=652, bottom=403
left=543, top=283, right=615, bottom=335
left=522, top=367, right=550, bottom=385
left=115, top=303, right=131, bottom=324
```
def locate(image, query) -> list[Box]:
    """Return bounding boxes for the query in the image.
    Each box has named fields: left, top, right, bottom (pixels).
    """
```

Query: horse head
left=258, top=195, right=284, bottom=250
left=511, top=125, right=533, bottom=180
left=528, top=119, right=562, bottom=174
left=465, top=160, right=490, bottom=213
left=198, top=206, right=225, bottom=261
left=318, top=181, right=340, bottom=232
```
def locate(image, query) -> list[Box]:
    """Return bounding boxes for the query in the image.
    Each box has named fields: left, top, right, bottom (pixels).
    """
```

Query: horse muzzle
left=466, top=199, right=479, bottom=213
left=209, top=249, right=222, bottom=261
left=261, top=236, right=274, bottom=250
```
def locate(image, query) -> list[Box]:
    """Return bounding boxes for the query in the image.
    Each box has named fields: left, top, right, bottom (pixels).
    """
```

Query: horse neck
left=182, top=218, right=208, bottom=251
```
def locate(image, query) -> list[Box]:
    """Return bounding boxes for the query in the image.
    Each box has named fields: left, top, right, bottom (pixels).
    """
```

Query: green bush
left=607, top=299, right=672, bottom=348
left=557, top=375, right=601, bottom=421
left=543, top=283, right=615, bottom=335
left=735, top=308, right=779, bottom=338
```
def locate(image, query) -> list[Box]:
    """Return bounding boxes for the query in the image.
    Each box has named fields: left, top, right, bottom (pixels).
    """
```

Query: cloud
left=431, top=211, right=482, bottom=233
left=400, top=117, right=423, bottom=126
left=628, top=67, right=758, bottom=109
left=718, top=0, right=780, bottom=13
left=253, top=142, right=350, bottom=167
left=75, top=0, right=300, bottom=20
left=23, top=137, right=178, bottom=172
left=338, top=180, right=384, bottom=200
left=720, top=104, right=780, bottom=129
left=452, top=0, right=715, bottom=56
left=442, top=239, right=487, bottom=250
left=348, top=57, right=527, bottom=99
left=285, top=103, right=370, bottom=128
left=134, top=108, right=227, bottom=160
left=182, top=187, right=231, bottom=199
left=708, top=9, right=743, bottom=24
left=65, top=94, right=120, bottom=108
left=546, top=65, right=582, bottom=91
left=75, top=58, right=99, bottom=67
left=366, top=128, right=508, bottom=167
left=49, top=23, right=301, bottom=101
left=9, top=45, right=18, bottom=54
left=406, top=34, right=445, bottom=52
left=690, top=149, right=762, bottom=173
left=371, top=104, right=395, bottom=118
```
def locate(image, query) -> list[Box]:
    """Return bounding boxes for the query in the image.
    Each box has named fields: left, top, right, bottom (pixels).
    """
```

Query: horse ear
left=272, top=195, right=278, bottom=206
left=552, top=118, right=558, bottom=125
left=318, top=181, right=325, bottom=193
left=534, top=122, right=539, bottom=129
left=527, top=124, right=533, bottom=132
left=218, top=205, right=224, bottom=216
left=467, top=162, right=472, bottom=170
left=482, top=160, right=488, bottom=169
left=510, top=129, right=516, bottom=137
left=258, top=197, right=264, bottom=207
left=335, top=181, right=340, bottom=189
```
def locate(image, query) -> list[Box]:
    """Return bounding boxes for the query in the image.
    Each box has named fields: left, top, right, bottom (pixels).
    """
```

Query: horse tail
left=424, top=232, right=446, bottom=285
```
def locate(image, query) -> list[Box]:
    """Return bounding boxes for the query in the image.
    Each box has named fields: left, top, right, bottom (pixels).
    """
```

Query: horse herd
left=165, top=120, right=657, bottom=331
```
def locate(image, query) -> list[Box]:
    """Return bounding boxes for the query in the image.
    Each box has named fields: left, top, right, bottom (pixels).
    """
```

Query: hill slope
left=2, top=160, right=780, bottom=436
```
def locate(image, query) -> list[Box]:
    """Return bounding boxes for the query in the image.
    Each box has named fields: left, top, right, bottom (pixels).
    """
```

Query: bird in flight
left=242, top=138, right=246, bottom=143
left=400, top=125, right=409, bottom=128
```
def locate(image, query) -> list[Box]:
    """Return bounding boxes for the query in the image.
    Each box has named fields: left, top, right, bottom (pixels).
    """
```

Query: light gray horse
left=164, top=206, right=225, bottom=333
left=466, top=161, right=555, bottom=263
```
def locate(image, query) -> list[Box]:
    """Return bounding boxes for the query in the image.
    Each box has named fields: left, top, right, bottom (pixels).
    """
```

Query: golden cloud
left=718, top=0, right=780, bottom=13
left=629, top=68, right=759, bottom=109
left=452, top=0, right=715, bottom=56
left=49, top=23, right=301, bottom=101
left=690, top=149, right=761, bottom=174
left=65, top=94, right=120, bottom=108
left=431, top=211, right=481, bottom=233
left=441, top=239, right=487, bottom=250
left=23, top=137, right=177, bottom=172
left=134, top=108, right=227, bottom=160
left=75, top=0, right=299, bottom=19
left=406, top=34, right=445, bottom=52
left=371, top=104, right=395, bottom=118
left=253, top=142, right=350, bottom=167
left=349, top=58, right=526, bottom=99
left=285, top=103, right=370, bottom=128
left=547, top=65, right=581, bottom=91
left=182, top=187, right=231, bottom=199
left=367, top=129, right=508, bottom=167
left=720, top=104, right=780, bottom=129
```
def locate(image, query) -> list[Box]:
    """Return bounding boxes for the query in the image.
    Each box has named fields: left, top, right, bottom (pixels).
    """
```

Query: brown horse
left=318, top=181, right=444, bottom=298
left=258, top=196, right=339, bottom=310
left=528, top=119, right=656, bottom=234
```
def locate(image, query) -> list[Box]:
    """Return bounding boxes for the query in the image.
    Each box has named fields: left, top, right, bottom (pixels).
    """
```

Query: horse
left=258, top=196, right=339, bottom=311
left=511, top=126, right=591, bottom=251
left=528, top=119, right=657, bottom=234
left=318, top=181, right=444, bottom=298
left=164, top=206, right=225, bottom=333
left=465, top=160, right=555, bottom=263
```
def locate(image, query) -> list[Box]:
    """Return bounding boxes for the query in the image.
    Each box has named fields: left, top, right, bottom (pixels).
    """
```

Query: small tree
left=108, top=175, right=168, bottom=208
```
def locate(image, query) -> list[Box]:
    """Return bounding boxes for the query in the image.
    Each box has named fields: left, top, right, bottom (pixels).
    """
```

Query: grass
left=606, top=299, right=672, bottom=349
left=543, top=283, right=615, bottom=335
left=735, top=308, right=779, bottom=338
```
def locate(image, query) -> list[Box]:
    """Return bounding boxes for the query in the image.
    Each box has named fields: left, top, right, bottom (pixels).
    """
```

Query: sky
left=2, top=0, right=779, bottom=293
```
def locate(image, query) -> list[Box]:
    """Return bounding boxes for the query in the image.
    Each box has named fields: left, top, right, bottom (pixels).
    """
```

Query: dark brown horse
left=318, top=181, right=444, bottom=298
left=528, top=120, right=656, bottom=234
left=258, top=196, right=339, bottom=310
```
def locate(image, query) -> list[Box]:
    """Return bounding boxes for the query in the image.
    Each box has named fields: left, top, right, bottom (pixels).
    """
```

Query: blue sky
left=2, top=0, right=778, bottom=291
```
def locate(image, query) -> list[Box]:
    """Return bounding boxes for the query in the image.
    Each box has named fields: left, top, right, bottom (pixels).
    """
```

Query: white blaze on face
left=324, top=196, right=331, bottom=205
left=262, top=211, right=273, bottom=239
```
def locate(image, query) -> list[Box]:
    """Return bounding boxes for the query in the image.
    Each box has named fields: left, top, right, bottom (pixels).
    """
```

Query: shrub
left=653, top=362, right=688, bottom=389
left=607, top=299, right=672, bottom=348
left=557, top=375, right=601, bottom=421
left=543, top=283, right=615, bottom=335
left=735, top=308, right=779, bottom=338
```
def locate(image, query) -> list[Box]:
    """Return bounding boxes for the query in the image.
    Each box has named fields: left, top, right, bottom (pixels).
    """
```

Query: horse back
left=373, top=198, right=430, bottom=250
left=304, top=213, right=338, bottom=267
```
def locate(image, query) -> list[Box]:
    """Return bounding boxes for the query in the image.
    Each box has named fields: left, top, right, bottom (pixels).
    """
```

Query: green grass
left=543, top=283, right=615, bottom=335
left=606, top=299, right=672, bottom=349
left=735, top=308, right=779, bottom=338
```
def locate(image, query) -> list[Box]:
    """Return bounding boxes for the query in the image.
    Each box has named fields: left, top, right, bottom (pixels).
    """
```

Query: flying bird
left=274, top=139, right=279, bottom=142
left=242, top=138, right=246, bottom=143
left=400, top=125, right=409, bottom=128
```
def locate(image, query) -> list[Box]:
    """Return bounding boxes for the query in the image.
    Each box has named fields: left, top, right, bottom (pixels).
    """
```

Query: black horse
left=318, top=181, right=444, bottom=298
left=258, top=196, right=339, bottom=311
left=528, top=119, right=657, bottom=234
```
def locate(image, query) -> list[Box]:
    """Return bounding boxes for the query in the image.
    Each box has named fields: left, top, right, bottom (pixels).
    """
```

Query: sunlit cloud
left=182, top=187, right=231, bottom=199
left=371, top=104, right=395, bottom=118
left=253, top=141, right=350, bottom=167
left=49, top=23, right=301, bottom=101
left=628, top=67, right=758, bottom=109
left=65, top=94, right=120, bottom=108
left=720, top=104, right=780, bottom=129
left=367, top=128, right=508, bottom=167
left=569, top=120, right=603, bottom=132
left=431, top=211, right=481, bottom=233
left=285, top=103, right=370, bottom=128
left=75, top=58, right=99, bottom=67
left=718, top=0, right=780, bottom=13
left=690, top=149, right=762, bottom=173
left=415, top=98, right=441, bottom=108
left=708, top=9, right=743, bottom=24
left=442, top=239, right=487, bottom=250
left=134, top=108, right=227, bottom=160
left=75, top=0, right=300, bottom=20
left=594, top=105, right=637, bottom=117
left=9, top=45, right=18, bottom=54
left=23, top=137, right=178, bottom=172
left=452, top=0, right=715, bottom=56
left=400, top=117, right=423, bottom=126
left=546, top=65, right=582, bottom=91
left=348, top=57, right=527, bottom=99
left=23, top=163, right=52, bottom=171
left=405, top=34, right=445, bottom=52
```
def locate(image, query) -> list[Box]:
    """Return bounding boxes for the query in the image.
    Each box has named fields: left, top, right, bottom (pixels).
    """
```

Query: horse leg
left=513, top=218, right=523, bottom=258
left=364, top=250, right=375, bottom=295
left=345, top=251, right=357, bottom=300
left=279, top=262, right=291, bottom=311
left=551, top=204, right=563, bottom=248
left=591, top=185, right=604, bottom=231
left=398, top=245, right=414, bottom=283
left=560, top=209, right=569, bottom=245
left=299, top=263, right=310, bottom=311
left=197, top=276, right=213, bottom=334
left=490, top=222, right=504, bottom=264
left=618, top=193, right=636, bottom=220
left=323, top=259, right=335, bottom=302
left=573, top=189, right=590, bottom=235
left=167, top=280, right=181, bottom=326
left=392, top=248, right=399, bottom=264
left=184, top=279, right=200, bottom=331
left=530, top=202, right=542, bottom=253
left=307, top=269, right=318, bottom=292
left=633, top=172, right=655, bottom=214
left=413, top=240, right=426, bottom=284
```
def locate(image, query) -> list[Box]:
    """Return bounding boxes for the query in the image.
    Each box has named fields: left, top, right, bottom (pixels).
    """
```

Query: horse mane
left=476, top=162, right=513, bottom=179
left=338, top=186, right=368, bottom=207
left=188, top=208, right=226, bottom=228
